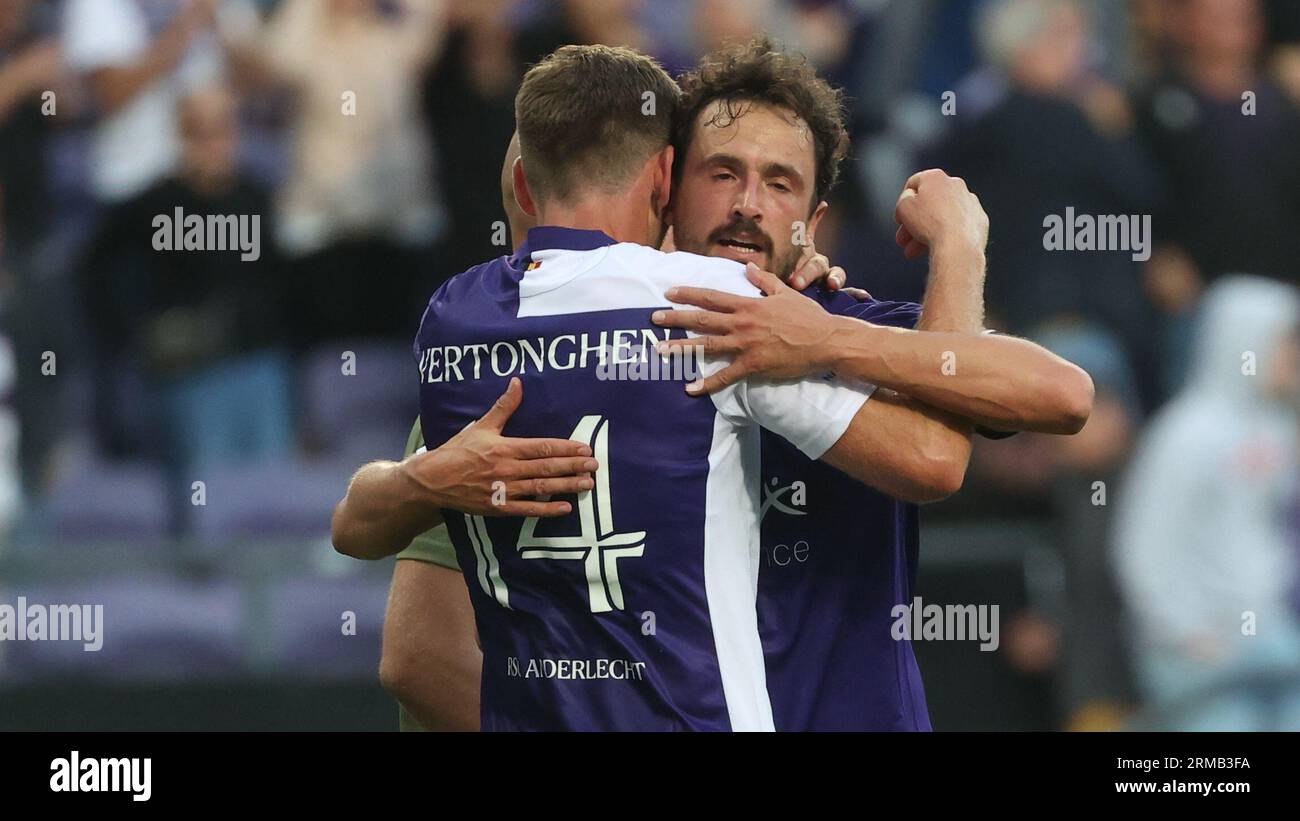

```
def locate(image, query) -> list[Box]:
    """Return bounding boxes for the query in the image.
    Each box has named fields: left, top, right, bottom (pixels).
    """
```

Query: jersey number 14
left=467, top=415, right=647, bottom=614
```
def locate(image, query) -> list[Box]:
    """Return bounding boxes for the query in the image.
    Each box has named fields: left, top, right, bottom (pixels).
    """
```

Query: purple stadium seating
left=300, top=341, right=416, bottom=463
left=0, top=576, right=246, bottom=683
left=187, top=459, right=352, bottom=542
left=264, top=573, right=391, bottom=680
left=43, top=460, right=170, bottom=542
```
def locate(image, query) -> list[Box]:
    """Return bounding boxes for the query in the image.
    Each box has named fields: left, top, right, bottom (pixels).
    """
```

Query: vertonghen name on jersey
left=417, top=328, right=676, bottom=383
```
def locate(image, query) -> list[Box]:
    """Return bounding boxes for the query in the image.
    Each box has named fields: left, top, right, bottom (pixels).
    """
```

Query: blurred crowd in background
left=0, top=0, right=1298, bottom=731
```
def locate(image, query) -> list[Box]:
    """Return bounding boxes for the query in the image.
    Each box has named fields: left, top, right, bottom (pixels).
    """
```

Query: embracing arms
left=332, top=379, right=597, bottom=560
left=654, top=171, right=1093, bottom=437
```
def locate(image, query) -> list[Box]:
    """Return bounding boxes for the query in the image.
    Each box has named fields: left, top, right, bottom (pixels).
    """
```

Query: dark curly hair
left=672, top=36, right=850, bottom=209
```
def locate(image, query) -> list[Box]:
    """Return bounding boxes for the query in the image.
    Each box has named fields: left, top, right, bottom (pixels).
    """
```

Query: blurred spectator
left=1135, top=0, right=1300, bottom=392
left=927, top=0, right=1162, bottom=405
left=1038, top=322, right=1141, bottom=729
left=61, top=0, right=253, bottom=203
left=420, top=0, right=545, bottom=283
left=261, top=0, right=446, bottom=346
left=1115, top=276, right=1300, bottom=730
left=1, top=0, right=73, bottom=494
left=0, top=0, right=61, bottom=256
left=562, top=0, right=653, bottom=51
left=936, top=319, right=1145, bottom=731
left=1129, top=0, right=1182, bottom=86
left=1265, top=0, right=1300, bottom=105
left=422, top=0, right=671, bottom=284
left=693, top=0, right=772, bottom=56
left=81, top=84, right=291, bottom=480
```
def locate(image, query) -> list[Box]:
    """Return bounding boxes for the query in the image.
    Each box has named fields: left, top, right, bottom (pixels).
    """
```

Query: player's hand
left=788, top=241, right=847, bottom=291
left=893, top=169, right=988, bottom=261
left=652, top=262, right=838, bottom=395
left=400, top=378, right=598, bottom=517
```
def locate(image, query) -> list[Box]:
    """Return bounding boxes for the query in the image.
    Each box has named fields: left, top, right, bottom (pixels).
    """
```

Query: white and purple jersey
left=756, top=288, right=931, bottom=731
left=414, top=227, right=874, bottom=731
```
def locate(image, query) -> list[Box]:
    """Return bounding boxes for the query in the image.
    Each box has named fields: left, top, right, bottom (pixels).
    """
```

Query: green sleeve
left=395, top=418, right=460, bottom=571
left=398, top=703, right=426, bottom=732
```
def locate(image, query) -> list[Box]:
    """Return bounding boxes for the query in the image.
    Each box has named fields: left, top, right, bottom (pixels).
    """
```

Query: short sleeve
left=742, top=376, right=873, bottom=459
left=398, top=523, right=460, bottom=570
left=705, top=360, right=874, bottom=460
left=668, top=257, right=876, bottom=460
left=395, top=417, right=461, bottom=570
left=833, top=298, right=922, bottom=330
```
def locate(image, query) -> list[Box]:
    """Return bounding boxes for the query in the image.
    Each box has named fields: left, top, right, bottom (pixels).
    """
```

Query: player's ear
left=513, top=157, right=538, bottom=218
left=653, top=145, right=674, bottom=217
left=806, top=199, right=829, bottom=243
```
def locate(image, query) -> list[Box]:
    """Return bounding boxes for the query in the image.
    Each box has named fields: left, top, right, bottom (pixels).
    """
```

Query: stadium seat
left=0, top=576, right=246, bottom=683
left=187, top=459, right=352, bottom=543
left=43, top=460, right=171, bottom=542
left=263, top=573, right=391, bottom=680
left=299, top=341, right=416, bottom=462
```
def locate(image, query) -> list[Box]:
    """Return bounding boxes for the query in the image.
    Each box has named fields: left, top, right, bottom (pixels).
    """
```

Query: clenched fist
left=893, top=169, right=989, bottom=261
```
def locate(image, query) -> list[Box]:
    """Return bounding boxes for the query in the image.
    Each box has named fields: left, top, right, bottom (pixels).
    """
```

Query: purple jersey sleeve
left=804, top=285, right=921, bottom=328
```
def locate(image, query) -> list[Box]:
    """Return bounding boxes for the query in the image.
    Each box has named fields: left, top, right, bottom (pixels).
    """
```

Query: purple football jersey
left=758, top=287, right=932, bottom=731
left=415, top=228, right=873, bottom=731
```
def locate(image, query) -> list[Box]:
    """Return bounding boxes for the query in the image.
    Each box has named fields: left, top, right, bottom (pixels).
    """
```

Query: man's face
left=670, top=100, right=825, bottom=278
left=1186, top=0, right=1262, bottom=64
left=181, top=92, right=239, bottom=186
left=1018, top=2, right=1088, bottom=92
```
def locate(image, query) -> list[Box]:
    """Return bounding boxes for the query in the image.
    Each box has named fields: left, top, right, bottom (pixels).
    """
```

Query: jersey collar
left=519, top=226, right=618, bottom=260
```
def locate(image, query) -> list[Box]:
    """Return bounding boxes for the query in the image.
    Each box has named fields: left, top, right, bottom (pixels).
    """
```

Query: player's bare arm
left=902, top=170, right=986, bottom=334
left=653, top=166, right=993, bottom=505
left=820, top=388, right=971, bottom=503
left=654, top=263, right=973, bottom=503
left=654, top=171, right=1094, bottom=435
left=331, top=378, right=598, bottom=560
left=380, top=559, right=481, bottom=731
left=656, top=263, right=1092, bottom=435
